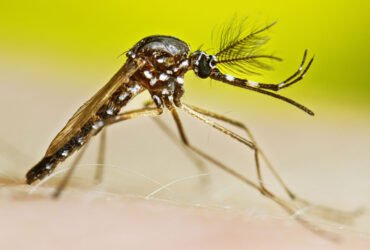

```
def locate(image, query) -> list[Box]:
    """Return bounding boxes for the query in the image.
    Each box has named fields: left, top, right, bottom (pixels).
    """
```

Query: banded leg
left=180, top=104, right=361, bottom=225
left=179, top=104, right=271, bottom=195
left=168, top=105, right=336, bottom=240
left=184, top=103, right=296, bottom=200
left=53, top=107, right=162, bottom=198
left=106, top=107, right=163, bottom=124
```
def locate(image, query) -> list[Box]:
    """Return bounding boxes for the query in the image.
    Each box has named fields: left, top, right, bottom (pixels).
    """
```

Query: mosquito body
left=27, top=20, right=341, bottom=228
left=24, top=19, right=363, bottom=240
left=27, top=26, right=313, bottom=185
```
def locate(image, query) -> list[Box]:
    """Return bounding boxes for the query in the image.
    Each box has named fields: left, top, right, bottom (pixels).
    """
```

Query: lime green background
left=1, top=1, right=369, bottom=114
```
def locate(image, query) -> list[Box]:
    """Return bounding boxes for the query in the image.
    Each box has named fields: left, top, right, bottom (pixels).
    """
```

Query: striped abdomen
left=26, top=82, right=143, bottom=184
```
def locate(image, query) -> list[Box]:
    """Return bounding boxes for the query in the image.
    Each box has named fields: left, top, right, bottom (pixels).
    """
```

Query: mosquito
left=26, top=21, right=357, bottom=237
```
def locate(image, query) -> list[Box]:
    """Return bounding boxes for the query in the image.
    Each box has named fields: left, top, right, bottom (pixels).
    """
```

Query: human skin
left=0, top=184, right=369, bottom=250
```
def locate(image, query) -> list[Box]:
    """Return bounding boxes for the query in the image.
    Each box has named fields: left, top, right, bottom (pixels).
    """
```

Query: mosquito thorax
left=126, top=35, right=192, bottom=108
left=190, top=50, right=217, bottom=79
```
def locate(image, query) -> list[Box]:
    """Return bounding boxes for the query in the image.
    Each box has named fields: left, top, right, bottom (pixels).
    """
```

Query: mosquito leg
left=179, top=104, right=272, bottom=192
left=184, top=104, right=296, bottom=200
left=142, top=100, right=206, bottom=172
left=181, top=103, right=362, bottom=225
left=170, top=106, right=273, bottom=202
left=53, top=144, right=89, bottom=199
left=105, top=107, right=163, bottom=125
left=94, top=128, right=107, bottom=184
left=169, top=106, right=261, bottom=190
left=169, top=105, right=336, bottom=240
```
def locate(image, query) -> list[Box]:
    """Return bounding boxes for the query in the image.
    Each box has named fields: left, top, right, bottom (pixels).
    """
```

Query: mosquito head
left=190, top=50, right=217, bottom=79
left=189, top=49, right=314, bottom=116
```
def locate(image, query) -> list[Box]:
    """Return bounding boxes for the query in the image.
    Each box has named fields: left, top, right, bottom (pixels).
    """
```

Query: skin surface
left=0, top=185, right=369, bottom=250
left=1, top=66, right=370, bottom=250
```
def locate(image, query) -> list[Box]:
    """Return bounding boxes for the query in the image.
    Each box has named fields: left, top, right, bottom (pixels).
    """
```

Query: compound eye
left=196, top=54, right=211, bottom=79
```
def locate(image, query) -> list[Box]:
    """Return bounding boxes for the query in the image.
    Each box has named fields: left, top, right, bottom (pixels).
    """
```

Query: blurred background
left=0, top=0, right=369, bottom=234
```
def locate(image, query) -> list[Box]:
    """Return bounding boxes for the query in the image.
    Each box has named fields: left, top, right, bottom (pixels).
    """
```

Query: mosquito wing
left=45, top=58, right=145, bottom=157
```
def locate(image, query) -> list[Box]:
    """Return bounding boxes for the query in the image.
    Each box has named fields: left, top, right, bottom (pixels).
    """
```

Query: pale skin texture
left=1, top=69, right=370, bottom=249
left=0, top=184, right=369, bottom=250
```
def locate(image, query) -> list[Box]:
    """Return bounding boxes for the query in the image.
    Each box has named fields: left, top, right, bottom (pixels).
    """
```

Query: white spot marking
left=166, top=70, right=173, bottom=75
left=128, top=84, right=141, bottom=94
left=77, top=137, right=84, bottom=145
left=225, top=74, right=235, bottom=81
left=45, top=164, right=52, bottom=170
left=278, top=82, right=285, bottom=88
left=248, top=80, right=260, bottom=87
left=92, top=120, right=104, bottom=130
left=162, top=89, right=170, bottom=95
left=61, top=150, right=69, bottom=157
left=176, top=76, right=184, bottom=84
left=143, top=70, right=153, bottom=79
left=150, top=77, right=157, bottom=86
left=127, top=51, right=136, bottom=58
left=118, top=92, right=129, bottom=101
left=106, top=108, right=114, bottom=115
left=159, top=73, right=169, bottom=81
left=157, top=57, right=165, bottom=63
left=179, top=60, right=189, bottom=68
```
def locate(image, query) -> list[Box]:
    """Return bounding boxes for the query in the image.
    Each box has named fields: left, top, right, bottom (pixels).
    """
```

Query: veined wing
left=45, top=58, right=145, bottom=157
